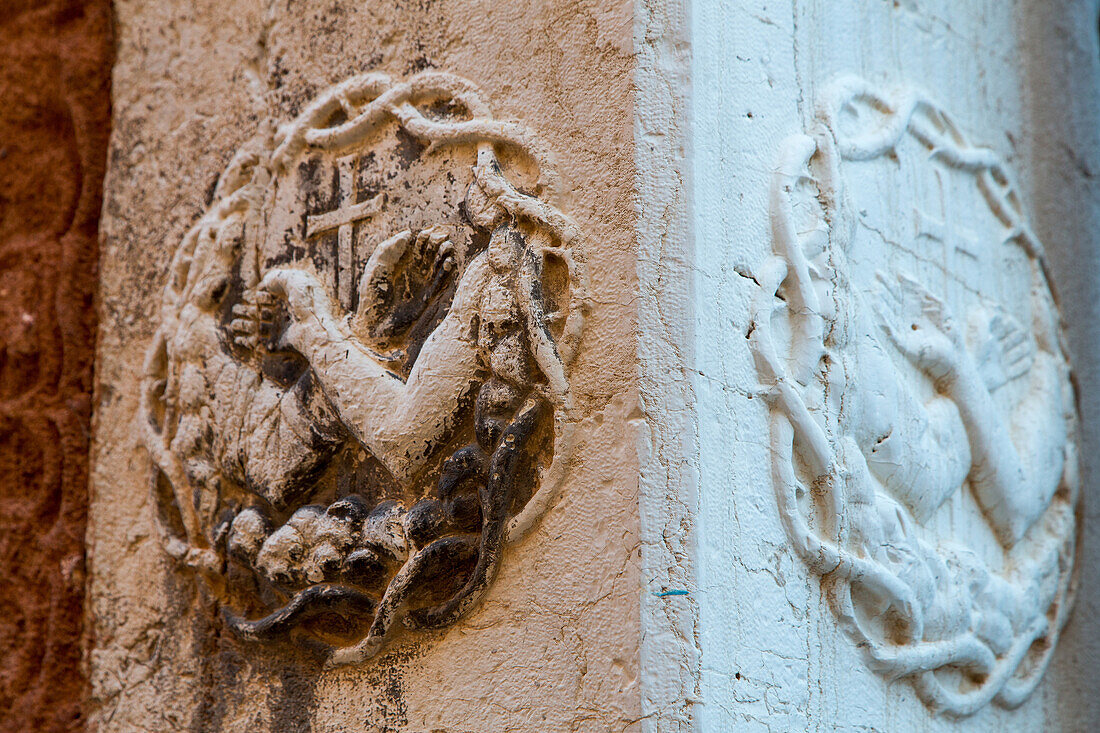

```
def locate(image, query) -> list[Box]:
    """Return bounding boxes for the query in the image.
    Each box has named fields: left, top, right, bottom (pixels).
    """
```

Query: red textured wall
left=0, top=1, right=111, bottom=730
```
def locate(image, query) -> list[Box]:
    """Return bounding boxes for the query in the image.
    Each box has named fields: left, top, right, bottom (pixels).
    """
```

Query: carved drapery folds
left=750, top=77, right=1079, bottom=715
left=140, top=72, right=585, bottom=663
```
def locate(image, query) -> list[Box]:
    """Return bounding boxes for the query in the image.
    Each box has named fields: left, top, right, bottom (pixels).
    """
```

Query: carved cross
left=915, top=207, right=979, bottom=259
left=306, top=155, right=383, bottom=308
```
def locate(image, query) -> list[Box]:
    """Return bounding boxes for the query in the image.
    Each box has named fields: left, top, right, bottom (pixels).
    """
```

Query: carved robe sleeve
left=212, top=356, right=346, bottom=510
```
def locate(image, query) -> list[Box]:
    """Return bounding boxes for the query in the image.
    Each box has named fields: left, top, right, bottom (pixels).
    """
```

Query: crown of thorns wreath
left=141, top=72, right=587, bottom=663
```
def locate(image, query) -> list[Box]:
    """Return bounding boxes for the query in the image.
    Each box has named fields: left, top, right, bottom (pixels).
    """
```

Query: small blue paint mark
left=655, top=589, right=689, bottom=597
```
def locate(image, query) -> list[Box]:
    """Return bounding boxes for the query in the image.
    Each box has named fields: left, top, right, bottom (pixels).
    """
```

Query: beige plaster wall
left=89, top=1, right=643, bottom=730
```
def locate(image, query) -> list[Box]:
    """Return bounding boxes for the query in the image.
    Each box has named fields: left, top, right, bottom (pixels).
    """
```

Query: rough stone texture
left=90, top=1, right=641, bottom=731
left=0, top=1, right=111, bottom=731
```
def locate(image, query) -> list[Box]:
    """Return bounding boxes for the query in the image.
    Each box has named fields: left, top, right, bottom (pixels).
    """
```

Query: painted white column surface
left=670, top=0, right=1100, bottom=729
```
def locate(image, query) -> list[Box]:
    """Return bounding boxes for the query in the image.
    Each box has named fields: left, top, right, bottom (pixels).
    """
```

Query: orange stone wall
left=0, top=2, right=111, bottom=730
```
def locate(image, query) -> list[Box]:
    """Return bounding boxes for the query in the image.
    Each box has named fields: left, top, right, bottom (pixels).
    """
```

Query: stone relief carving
left=140, top=71, right=585, bottom=663
left=750, top=77, right=1079, bottom=715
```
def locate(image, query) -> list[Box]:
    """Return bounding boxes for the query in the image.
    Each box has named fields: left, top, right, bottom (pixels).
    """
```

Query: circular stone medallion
left=141, top=72, right=585, bottom=663
left=751, top=77, right=1079, bottom=715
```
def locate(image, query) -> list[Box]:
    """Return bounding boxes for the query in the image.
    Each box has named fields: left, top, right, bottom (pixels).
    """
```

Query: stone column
left=91, top=2, right=645, bottom=731
left=688, top=0, right=1100, bottom=729
left=88, top=1, right=1099, bottom=731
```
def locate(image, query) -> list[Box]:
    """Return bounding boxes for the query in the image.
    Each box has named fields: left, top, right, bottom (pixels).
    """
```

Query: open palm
left=873, top=271, right=964, bottom=384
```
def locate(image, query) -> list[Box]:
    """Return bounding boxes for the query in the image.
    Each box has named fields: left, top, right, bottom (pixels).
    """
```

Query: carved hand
left=352, top=226, right=456, bottom=341
left=970, top=308, right=1035, bottom=393
left=874, top=271, right=965, bottom=384
left=228, top=289, right=282, bottom=352
left=257, top=267, right=338, bottom=353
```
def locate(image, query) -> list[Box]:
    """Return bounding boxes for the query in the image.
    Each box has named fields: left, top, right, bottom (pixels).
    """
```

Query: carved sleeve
left=213, top=359, right=346, bottom=510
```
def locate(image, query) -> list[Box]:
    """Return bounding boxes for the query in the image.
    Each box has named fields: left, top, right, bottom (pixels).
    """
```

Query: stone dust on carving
left=750, top=77, right=1079, bottom=715
left=140, top=72, right=585, bottom=663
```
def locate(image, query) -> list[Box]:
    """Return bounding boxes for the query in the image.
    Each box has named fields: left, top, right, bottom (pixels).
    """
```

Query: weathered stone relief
left=750, top=76, right=1080, bottom=716
left=139, top=71, right=585, bottom=664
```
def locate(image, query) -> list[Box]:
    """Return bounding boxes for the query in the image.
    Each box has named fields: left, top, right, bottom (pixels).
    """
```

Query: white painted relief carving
left=750, top=77, right=1079, bottom=715
left=140, top=72, right=585, bottom=663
